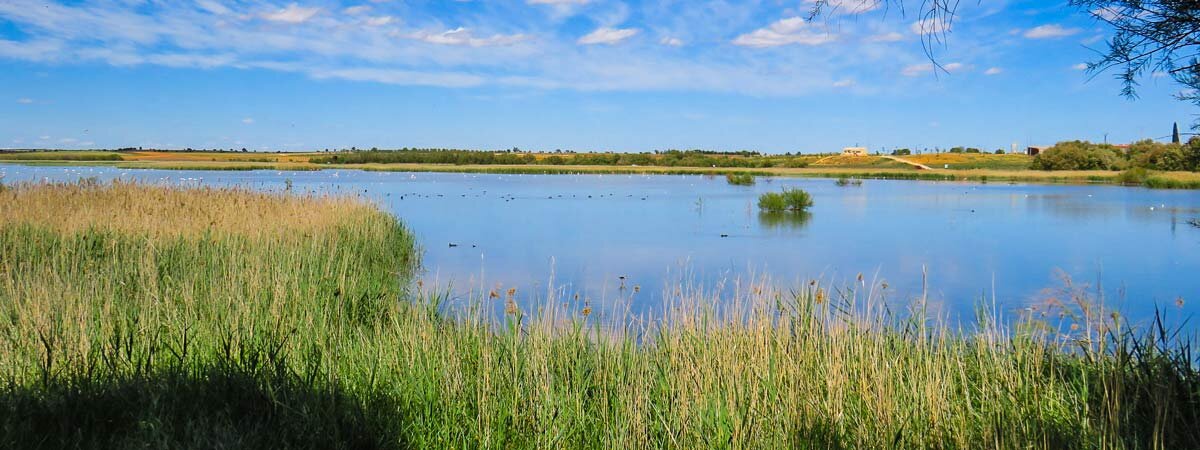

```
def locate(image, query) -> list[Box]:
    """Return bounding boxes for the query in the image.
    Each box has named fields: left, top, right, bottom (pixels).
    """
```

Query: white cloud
left=0, top=0, right=939, bottom=97
left=984, top=67, right=1002, bottom=75
left=310, top=67, right=485, bottom=88
left=343, top=5, right=372, bottom=16
left=868, top=32, right=905, bottom=42
left=410, top=28, right=528, bottom=47
left=901, top=62, right=964, bottom=76
left=0, top=39, right=66, bottom=62
left=660, top=36, right=683, bottom=47
left=242, top=117, right=255, bottom=124
left=732, top=17, right=834, bottom=48
left=363, top=16, right=394, bottom=27
left=804, top=0, right=881, bottom=15
left=527, top=0, right=590, bottom=4
left=1073, top=63, right=1089, bottom=70
left=578, top=27, right=639, bottom=45
left=910, top=18, right=951, bottom=36
left=147, top=53, right=237, bottom=68
left=16, top=98, right=33, bottom=104
left=833, top=79, right=855, bottom=87
left=1024, top=24, right=1080, bottom=39
left=262, top=3, right=320, bottom=24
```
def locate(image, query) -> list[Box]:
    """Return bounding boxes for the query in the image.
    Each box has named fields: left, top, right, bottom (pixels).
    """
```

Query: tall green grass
left=1, top=181, right=1198, bottom=449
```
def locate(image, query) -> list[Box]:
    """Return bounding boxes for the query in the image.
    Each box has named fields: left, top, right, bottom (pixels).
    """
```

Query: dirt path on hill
left=879, top=155, right=933, bottom=170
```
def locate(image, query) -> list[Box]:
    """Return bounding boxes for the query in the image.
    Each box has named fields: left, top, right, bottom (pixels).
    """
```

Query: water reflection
left=2, top=163, right=1198, bottom=325
left=758, top=211, right=812, bottom=230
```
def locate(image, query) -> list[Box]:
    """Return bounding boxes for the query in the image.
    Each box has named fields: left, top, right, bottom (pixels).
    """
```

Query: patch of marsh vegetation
left=758, top=187, right=813, bottom=213
left=2, top=180, right=1200, bottom=448
left=834, top=176, right=863, bottom=187
left=725, top=173, right=756, bottom=185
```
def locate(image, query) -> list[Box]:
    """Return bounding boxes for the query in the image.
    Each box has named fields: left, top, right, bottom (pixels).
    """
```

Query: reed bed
left=0, top=181, right=1197, bottom=449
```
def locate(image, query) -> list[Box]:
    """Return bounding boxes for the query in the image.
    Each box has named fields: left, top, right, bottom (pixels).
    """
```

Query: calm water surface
left=5, top=163, right=1199, bottom=323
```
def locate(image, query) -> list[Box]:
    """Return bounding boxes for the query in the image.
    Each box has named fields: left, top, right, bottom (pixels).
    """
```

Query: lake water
left=4, top=163, right=1199, bottom=323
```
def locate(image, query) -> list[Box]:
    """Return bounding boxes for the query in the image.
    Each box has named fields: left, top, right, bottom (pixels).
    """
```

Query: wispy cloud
left=578, top=27, right=639, bottom=45
left=0, top=0, right=1019, bottom=98
left=410, top=28, right=528, bottom=47
left=984, top=67, right=1002, bottom=75
left=343, top=5, right=372, bottom=16
left=1024, top=24, right=1080, bottom=39
left=262, top=3, right=320, bottom=24
left=732, top=17, right=833, bottom=48
left=902, top=62, right=964, bottom=76
left=868, top=32, right=905, bottom=43
left=15, top=98, right=33, bottom=104
left=804, top=0, right=881, bottom=15
left=363, top=16, right=394, bottom=27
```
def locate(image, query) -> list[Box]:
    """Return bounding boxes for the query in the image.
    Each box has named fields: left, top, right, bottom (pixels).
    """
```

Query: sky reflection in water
left=4, top=163, right=1198, bottom=325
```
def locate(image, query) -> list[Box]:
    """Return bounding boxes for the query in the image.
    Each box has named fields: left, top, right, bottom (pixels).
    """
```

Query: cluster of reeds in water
left=725, top=173, right=756, bottom=186
left=0, top=180, right=1197, bottom=449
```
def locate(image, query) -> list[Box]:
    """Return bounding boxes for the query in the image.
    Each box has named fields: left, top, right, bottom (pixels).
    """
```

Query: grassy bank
left=1, top=181, right=1199, bottom=448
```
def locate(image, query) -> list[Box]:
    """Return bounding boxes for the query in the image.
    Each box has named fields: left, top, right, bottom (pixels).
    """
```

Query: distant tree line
left=1032, top=139, right=1200, bottom=171
left=309, top=149, right=807, bottom=169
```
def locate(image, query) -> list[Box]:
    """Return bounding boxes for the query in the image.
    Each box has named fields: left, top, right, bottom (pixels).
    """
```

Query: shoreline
left=4, top=158, right=1200, bottom=189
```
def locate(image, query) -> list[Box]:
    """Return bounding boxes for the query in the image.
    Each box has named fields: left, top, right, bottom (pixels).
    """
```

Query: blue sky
left=0, top=0, right=1194, bottom=153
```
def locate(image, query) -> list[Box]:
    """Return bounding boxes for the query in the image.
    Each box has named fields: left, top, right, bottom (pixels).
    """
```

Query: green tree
left=1127, top=139, right=1186, bottom=171
left=1185, top=137, right=1200, bottom=171
left=1030, top=141, right=1125, bottom=171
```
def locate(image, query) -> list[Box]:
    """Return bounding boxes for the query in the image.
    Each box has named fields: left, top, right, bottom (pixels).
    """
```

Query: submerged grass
left=1, top=181, right=1198, bottom=449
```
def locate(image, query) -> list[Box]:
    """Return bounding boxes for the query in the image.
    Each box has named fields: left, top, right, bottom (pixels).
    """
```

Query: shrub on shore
left=1115, top=167, right=1151, bottom=185
left=758, top=188, right=813, bottom=212
left=1031, top=141, right=1125, bottom=171
left=1033, top=138, right=1200, bottom=172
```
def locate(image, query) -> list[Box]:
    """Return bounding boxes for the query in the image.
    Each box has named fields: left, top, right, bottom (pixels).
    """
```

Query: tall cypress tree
left=1174, top=122, right=1182, bottom=144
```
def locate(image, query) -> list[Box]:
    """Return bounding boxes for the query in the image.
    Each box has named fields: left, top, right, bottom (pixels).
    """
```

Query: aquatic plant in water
left=758, top=187, right=813, bottom=212
left=725, top=173, right=755, bottom=185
